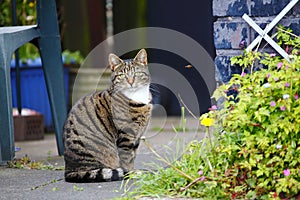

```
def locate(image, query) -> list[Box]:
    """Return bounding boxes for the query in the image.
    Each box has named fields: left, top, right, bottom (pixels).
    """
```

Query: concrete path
left=0, top=117, right=204, bottom=200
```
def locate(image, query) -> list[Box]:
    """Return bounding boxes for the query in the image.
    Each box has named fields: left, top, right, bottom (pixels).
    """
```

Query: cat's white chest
left=122, top=86, right=151, bottom=104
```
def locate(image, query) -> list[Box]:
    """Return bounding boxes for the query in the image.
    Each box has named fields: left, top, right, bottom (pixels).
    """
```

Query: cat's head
left=108, top=49, right=150, bottom=92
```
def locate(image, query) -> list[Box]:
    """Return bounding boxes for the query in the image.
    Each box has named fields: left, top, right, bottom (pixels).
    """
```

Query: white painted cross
left=243, top=0, right=299, bottom=62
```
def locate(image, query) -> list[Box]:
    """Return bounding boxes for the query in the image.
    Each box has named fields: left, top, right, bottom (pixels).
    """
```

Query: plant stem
left=276, top=26, right=300, bottom=38
left=178, top=94, right=198, bottom=120
left=207, top=127, right=213, bottom=150
left=180, top=177, right=203, bottom=192
left=142, top=138, right=194, bottom=181
left=180, top=106, right=185, bottom=132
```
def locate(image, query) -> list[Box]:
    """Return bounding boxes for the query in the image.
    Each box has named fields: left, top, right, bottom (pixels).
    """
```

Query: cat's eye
left=134, top=72, right=144, bottom=77
left=118, top=74, right=126, bottom=79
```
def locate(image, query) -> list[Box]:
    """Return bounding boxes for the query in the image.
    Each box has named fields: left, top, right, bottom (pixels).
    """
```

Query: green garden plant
left=0, top=0, right=83, bottom=64
left=121, top=26, right=300, bottom=200
left=0, top=0, right=39, bottom=61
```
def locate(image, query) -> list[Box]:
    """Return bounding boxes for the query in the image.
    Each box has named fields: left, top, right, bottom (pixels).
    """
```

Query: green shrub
left=121, top=26, right=300, bottom=200
left=205, top=26, right=300, bottom=199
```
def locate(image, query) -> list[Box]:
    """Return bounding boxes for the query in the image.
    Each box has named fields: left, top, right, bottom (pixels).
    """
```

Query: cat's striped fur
left=63, top=49, right=152, bottom=182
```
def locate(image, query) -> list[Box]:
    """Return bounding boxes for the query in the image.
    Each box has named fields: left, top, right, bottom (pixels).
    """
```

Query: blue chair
left=0, top=0, right=67, bottom=165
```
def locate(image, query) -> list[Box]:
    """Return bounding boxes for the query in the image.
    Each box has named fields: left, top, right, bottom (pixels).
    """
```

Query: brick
left=215, top=55, right=242, bottom=83
left=213, top=0, right=249, bottom=16
left=280, top=18, right=300, bottom=36
left=292, top=2, right=300, bottom=16
left=250, top=0, right=291, bottom=17
left=214, top=20, right=249, bottom=49
left=215, top=56, right=230, bottom=83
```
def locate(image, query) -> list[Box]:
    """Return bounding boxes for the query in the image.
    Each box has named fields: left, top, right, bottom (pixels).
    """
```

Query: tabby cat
left=63, top=49, right=152, bottom=182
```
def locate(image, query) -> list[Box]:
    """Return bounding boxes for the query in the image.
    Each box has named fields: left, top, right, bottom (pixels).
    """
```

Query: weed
left=73, top=185, right=84, bottom=191
left=7, top=155, right=64, bottom=171
left=173, top=107, right=188, bottom=132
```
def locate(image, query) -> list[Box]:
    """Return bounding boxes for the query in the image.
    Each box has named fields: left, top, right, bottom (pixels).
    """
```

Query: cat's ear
left=109, top=53, right=123, bottom=71
left=133, top=49, right=147, bottom=65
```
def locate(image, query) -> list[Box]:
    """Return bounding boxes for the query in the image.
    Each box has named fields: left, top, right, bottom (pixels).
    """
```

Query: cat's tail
left=65, top=168, right=124, bottom=182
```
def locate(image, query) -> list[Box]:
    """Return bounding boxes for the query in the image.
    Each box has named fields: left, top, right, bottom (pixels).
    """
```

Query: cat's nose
left=127, top=77, right=134, bottom=86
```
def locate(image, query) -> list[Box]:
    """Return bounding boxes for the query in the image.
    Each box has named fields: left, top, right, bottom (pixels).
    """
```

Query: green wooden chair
left=0, top=0, right=67, bottom=165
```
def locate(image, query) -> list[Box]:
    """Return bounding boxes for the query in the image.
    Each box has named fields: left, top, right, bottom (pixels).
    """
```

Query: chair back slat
left=11, top=0, right=17, bottom=25
left=10, top=0, right=22, bottom=114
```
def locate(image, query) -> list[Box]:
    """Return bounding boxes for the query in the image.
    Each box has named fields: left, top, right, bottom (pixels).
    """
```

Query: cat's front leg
left=117, top=135, right=140, bottom=173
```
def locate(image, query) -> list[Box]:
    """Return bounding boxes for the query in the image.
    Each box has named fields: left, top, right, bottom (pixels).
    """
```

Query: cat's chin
left=122, top=85, right=150, bottom=104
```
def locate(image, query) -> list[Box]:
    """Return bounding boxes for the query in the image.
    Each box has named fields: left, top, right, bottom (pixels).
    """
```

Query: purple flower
left=294, top=94, right=299, bottom=100
left=200, top=176, right=205, bottom=181
left=273, top=77, right=279, bottom=82
left=277, top=62, right=283, bottom=69
left=283, top=169, right=290, bottom=176
left=267, top=73, right=271, bottom=78
left=280, top=106, right=286, bottom=111
left=198, top=170, right=203, bottom=175
left=285, top=82, right=290, bottom=87
left=241, top=72, right=246, bottom=77
left=270, top=53, right=276, bottom=58
left=270, top=101, right=276, bottom=107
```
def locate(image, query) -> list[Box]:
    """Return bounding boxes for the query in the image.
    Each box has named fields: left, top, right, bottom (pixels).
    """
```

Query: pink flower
left=273, top=77, right=279, bottom=82
left=267, top=73, right=271, bottom=78
left=270, top=53, right=276, bottom=58
left=270, top=101, right=276, bottom=107
left=241, top=72, right=246, bottom=77
left=200, top=176, right=205, bottom=181
left=286, top=65, right=289, bottom=70
left=294, top=94, right=299, bottom=100
left=285, top=82, right=290, bottom=87
left=211, top=105, right=217, bottom=110
left=277, top=62, right=283, bottom=69
left=280, top=106, right=286, bottom=111
left=283, top=169, right=290, bottom=176
left=198, top=170, right=203, bottom=175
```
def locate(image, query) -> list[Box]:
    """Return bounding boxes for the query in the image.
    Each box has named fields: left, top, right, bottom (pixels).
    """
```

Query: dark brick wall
left=213, top=0, right=300, bottom=83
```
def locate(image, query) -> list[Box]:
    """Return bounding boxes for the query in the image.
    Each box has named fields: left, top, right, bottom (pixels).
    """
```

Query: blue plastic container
left=11, top=58, right=69, bottom=131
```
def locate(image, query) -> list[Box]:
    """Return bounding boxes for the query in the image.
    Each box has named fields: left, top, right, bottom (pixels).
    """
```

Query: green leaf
left=245, top=178, right=257, bottom=188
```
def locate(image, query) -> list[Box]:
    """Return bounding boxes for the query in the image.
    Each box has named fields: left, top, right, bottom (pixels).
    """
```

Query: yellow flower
left=29, top=2, right=35, bottom=8
left=200, top=117, right=214, bottom=127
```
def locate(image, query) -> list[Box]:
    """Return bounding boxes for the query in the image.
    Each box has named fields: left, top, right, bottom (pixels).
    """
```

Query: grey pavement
left=0, top=117, right=204, bottom=200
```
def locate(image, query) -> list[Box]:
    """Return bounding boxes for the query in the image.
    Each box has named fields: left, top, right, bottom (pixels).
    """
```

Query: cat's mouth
left=126, top=84, right=143, bottom=90
left=125, top=87, right=138, bottom=92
